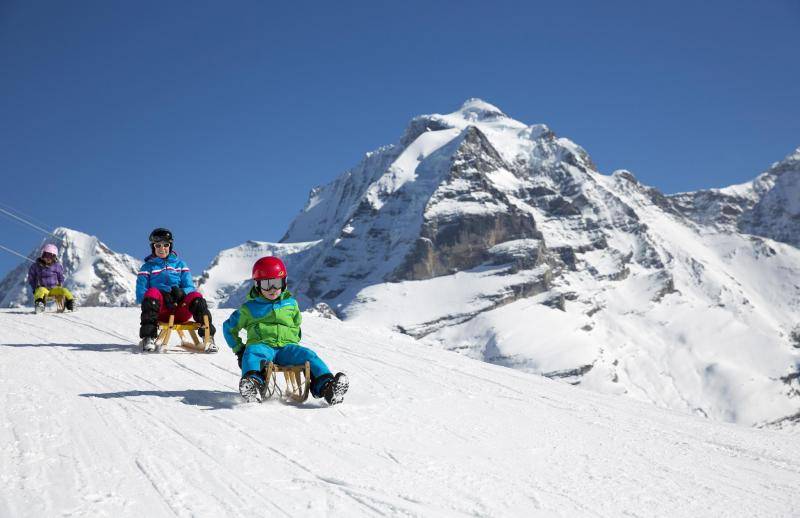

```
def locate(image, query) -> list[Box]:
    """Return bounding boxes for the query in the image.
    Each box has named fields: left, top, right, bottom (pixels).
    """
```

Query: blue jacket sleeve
left=55, top=263, right=65, bottom=285
left=135, top=264, right=149, bottom=304
left=223, top=309, right=244, bottom=351
left=179, top=261, right=196, bottom=295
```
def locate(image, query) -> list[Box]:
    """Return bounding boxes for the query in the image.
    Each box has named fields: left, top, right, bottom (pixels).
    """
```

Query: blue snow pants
left=241, top=343, right=332, bottom=397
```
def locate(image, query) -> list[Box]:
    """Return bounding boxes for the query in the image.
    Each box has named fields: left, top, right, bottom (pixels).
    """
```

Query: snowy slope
left=1, top=307, right=799, bottom=517
left=0, top=227, right=139, bottom=308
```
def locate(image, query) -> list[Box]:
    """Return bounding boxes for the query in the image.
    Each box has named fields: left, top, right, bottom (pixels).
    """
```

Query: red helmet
left=252, top=256, right=287, bottom=280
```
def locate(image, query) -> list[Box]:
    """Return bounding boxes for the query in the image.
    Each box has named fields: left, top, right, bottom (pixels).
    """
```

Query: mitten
left=170, top=286, right=186, bottom=306
left=160, top=290, right=174, bottom=309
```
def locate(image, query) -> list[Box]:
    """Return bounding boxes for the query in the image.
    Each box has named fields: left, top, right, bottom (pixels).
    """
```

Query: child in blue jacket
left=136, top=228, right=217, bottom=353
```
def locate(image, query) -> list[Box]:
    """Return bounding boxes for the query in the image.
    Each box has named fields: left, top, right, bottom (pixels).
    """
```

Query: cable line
left=0, top=243, right=36, bottom=264
left=0, top=200, right=125, bottom=260
left=0, top=207, right=55, bottom=238
left=0, top=201, right=54, bottom=233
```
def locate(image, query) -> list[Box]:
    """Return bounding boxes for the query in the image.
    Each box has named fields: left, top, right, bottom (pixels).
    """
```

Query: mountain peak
left=453, top=98, right=506, bottom=121
left=770, top=145, right=800, bottom=172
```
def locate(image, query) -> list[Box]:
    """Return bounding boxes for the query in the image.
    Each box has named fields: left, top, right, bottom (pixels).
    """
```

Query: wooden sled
left=261, top=361, right=311, bottom=403
left=46, top=295, right=66, bottom=313
left=155, top=314, right=212, bottom=353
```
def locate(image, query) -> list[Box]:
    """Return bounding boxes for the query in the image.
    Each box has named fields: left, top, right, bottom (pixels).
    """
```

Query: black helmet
left=149, top=228, right=173, bottom=244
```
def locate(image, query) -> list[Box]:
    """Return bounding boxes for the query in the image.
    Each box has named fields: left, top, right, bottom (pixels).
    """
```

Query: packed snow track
left=1, top=308, right=799, bottom=517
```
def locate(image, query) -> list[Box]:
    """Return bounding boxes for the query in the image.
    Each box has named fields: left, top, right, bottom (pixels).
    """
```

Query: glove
left=170, top=286, right=186, bottom=306
left=159, top=290, right=174, bottom=309
left=235, top=348, right=244, bottom=368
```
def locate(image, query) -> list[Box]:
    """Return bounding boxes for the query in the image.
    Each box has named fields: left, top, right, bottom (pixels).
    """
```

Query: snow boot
left=239, top=374, right=265, bottom=403
left=139, top=297, right=160, bottom=341
left=34, top=299, right=45, bottom=314
left=65, top=299, right=75, bottom=312
left=140, top=337, right=156, bottom=353
left=204, top=336, right=218, bottom=354
left=322, top=372, right=349, bottom=406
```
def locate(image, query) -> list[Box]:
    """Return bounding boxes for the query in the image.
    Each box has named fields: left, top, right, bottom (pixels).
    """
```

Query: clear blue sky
left=1, top=0, right=798, bottom=278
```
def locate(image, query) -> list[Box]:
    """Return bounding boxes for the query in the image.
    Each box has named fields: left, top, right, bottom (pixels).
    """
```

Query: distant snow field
left=1, top=308, right=799, bottom=517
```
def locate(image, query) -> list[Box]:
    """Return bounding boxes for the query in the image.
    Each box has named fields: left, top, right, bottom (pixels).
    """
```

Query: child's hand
left=170, top=286, right=186, bottom=306
left=160, top=290, right=175, bottom=308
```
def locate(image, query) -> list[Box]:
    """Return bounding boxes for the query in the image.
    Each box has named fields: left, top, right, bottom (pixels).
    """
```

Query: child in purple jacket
left=28, top=244, right=75, bottom=313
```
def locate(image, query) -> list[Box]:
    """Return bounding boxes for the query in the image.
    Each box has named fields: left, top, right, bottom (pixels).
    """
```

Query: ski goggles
left=257, top=278, right=286, bottom=291
left=153, top=241, right=171, bottom=249
left=41, top=252, right=56, bottom=259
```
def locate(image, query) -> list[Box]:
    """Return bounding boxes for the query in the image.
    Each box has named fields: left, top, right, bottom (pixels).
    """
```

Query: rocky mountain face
left=272, top=100, right=602, bottom=313
left=391, top=126, right=541, bottom=281
left=200, top=99, right=800, bottom=426
left=0, top=227, right=139, bottom=307
left=267, top=99, right=674, bottom=326
left=669, top=147, right=800, bottom=247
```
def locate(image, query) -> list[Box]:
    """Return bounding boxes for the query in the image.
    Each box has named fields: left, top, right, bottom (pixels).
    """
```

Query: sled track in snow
left=2, top=308, right=800, bottom=517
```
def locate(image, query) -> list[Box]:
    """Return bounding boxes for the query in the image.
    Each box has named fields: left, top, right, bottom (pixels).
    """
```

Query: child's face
left=258, top=278, right=284, bottom=300
left=41, top=252, right=55, bottom=265
left=260, top=286, right=282, bottom=300
left=153, top=241, right=170, bottom=259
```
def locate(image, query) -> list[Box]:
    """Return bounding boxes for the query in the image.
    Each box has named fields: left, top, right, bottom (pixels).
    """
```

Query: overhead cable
left=0, top=243, right=36, bottom=264
left=0, top=201, right=54, bottom=233
left=0, top=207, right=56, bottom=238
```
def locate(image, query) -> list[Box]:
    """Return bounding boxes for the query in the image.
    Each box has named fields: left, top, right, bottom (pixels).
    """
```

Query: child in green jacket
left=222, top=256, right=348, bottom=405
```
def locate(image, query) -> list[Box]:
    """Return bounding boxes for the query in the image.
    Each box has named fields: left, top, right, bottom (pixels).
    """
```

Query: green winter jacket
left=222, top=288, right=302, bottom=353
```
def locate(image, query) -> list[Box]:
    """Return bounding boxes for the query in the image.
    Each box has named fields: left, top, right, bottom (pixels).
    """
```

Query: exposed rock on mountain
left=670, top=147, right=800, bottom=248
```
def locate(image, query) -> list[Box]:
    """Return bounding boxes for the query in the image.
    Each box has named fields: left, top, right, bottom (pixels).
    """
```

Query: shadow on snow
left=80, top=389, right=322, bottom=410
left=80, top=389, right=243, bottom=410
left=2, top=342, right=134, bottom=352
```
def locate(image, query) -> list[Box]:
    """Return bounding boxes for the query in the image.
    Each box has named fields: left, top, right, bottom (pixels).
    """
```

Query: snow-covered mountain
left=670, top=146, right=800, bottom=247
left=196, top=239, right=321, bottom=308
left=2, top=307, right=799, bottom=517
left=3, top=101, right=794, bottom=427
left=0, top=227, right=139, bottom=307
left=199, top=99, right=800, bottom=426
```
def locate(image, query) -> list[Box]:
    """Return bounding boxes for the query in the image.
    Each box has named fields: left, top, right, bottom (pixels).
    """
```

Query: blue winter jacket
left=135, top=251, right=196, bottom=304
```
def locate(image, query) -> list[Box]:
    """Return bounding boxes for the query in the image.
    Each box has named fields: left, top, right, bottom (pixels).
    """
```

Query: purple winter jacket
left=28, top=259, right=65, bottom=290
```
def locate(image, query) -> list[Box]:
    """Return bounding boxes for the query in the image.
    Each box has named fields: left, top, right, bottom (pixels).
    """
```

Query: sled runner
left=261, top=361, right=311, bottom=403
left=155, top=314, right=213, bottom=353
left=46, top=295, right=66, bottom=313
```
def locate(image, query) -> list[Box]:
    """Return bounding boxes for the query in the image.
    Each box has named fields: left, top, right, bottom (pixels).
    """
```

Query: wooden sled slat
left=261, top=361, right=311, bottom=403
left=45, top=295, right=66, bottom=313
left=155, top=314, right=211, bottom=353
